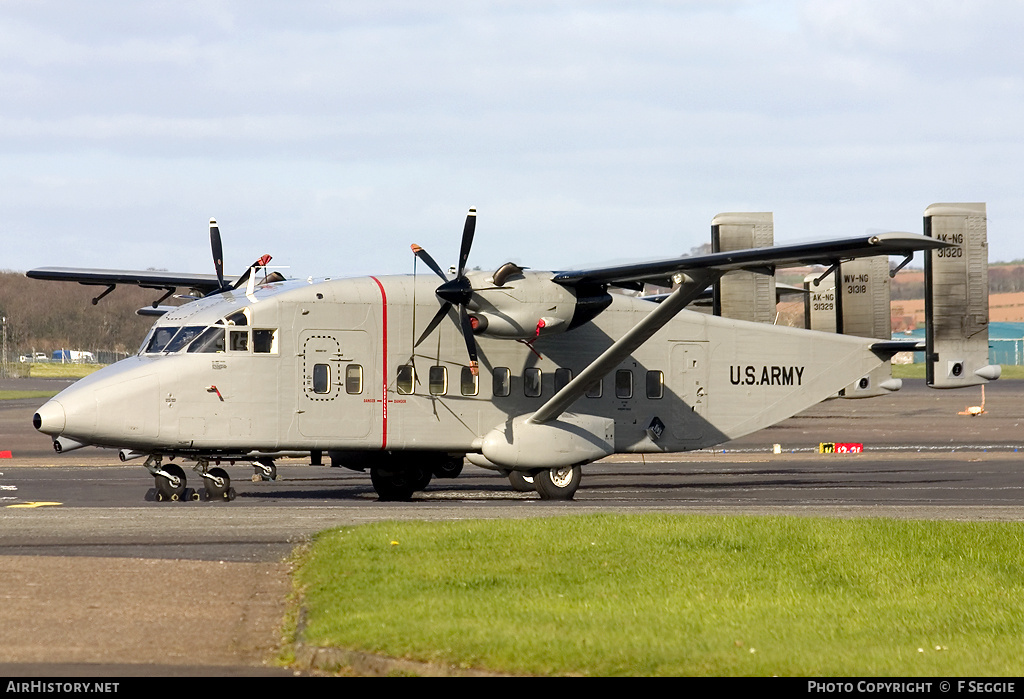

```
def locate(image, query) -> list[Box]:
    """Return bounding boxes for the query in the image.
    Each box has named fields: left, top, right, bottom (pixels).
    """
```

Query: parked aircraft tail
left=711, top=212, right=776, bottom=323
left=805, top=254, right=901, bottom=398
left=924, top=202, right=1000, bottom=388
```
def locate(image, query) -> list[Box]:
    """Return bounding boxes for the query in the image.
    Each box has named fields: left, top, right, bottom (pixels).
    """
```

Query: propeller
left=210, top=219, right=226, bottom=290
left=209, top=218, right=273, bottom=294
left=412, top=208, right=480, bottom=375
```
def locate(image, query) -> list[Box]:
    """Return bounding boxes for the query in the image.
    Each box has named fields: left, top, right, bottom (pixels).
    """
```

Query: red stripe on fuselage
left=370, top=276, right=388, bottom=449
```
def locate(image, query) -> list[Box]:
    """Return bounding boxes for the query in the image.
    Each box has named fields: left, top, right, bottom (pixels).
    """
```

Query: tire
left=432, top=455, right=464, bottom=479
left=533, top=465, right=582, bottom=501
left=370, top=467, right=420, bottom=501
left=508, top=471, right=536, bottom=492
left=155, top=464, right=187, bottom=501
left=204, top=467, right=231, bottom=500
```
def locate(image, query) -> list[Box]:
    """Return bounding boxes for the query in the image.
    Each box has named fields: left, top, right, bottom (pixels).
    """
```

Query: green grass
left=0, top=389, right=58, bottom=401
left=291, top=514, right=1024, bottom=676
left=28, top=362, right=103, bottom=379
left=892, top=364, right=1024, bottom=379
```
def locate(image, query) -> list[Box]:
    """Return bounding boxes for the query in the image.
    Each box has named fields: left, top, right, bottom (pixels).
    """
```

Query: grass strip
left=27, top=363, right=103, bottom=379
left=0, top=390, right=58, bottom=401
left=291, top=514, right=1024, bottom=676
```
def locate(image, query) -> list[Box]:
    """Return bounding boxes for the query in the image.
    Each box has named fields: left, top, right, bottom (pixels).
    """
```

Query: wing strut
left=527, top=269, right=723, bottom=425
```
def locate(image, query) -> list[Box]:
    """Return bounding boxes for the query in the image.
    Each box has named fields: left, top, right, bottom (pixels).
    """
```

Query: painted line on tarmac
left=5, top=501, right=62, bottom=508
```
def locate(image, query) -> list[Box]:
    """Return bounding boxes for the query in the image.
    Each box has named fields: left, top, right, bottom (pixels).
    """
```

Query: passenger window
left=586, top=378, right=603, bottom=398
left=554, top=368, right=572, bottom=392
left=187, top=327, right=225, bottom=354
left=429, top=366, right=448, bottom=395
left=524, top=367, right=542, bottom=397
left=312, top=364, right=331, bottom=394
left=229, top=330, right=249, bottom=352
left=253, top=329, right=277, bottom=353
left=615, top=370, right=633, bottom=399
left=493, top=367, right=511, bottom=397
left=461, top=366, right=479, bottom=396
left=345, top=364, right=363, bottom=394
left=646, top=370, right=664, bottom=399
left=397, top=365, right=415, bottom=395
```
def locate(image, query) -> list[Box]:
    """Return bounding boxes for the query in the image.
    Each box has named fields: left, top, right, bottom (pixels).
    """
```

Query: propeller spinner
left=412, top=208, right=480, bottom=375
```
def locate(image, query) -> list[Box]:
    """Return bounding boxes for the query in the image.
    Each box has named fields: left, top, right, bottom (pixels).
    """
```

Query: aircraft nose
left=33, top=400, right=66, bottom=436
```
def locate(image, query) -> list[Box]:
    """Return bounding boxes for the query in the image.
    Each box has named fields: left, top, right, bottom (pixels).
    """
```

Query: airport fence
left=0, top=348, right=131, bottom=378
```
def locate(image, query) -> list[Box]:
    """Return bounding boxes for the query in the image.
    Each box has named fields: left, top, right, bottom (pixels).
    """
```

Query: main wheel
left=432, top=455, right=464, bottom=479
left=370, top=467, right=421, bottom=501
left=533, top=465, right=582, bottom=501
left=508, top=471, right=536, bottom=492
left=204, top=467, right=231, bottom=500
left=155, top=464, right=187, bottom=501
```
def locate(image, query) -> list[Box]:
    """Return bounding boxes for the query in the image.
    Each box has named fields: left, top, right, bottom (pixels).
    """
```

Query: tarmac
left=2, top=375, right=1023, bottom=676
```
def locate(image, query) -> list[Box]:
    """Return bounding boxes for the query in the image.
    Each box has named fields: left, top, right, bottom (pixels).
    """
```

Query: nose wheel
left=154, top=464, right=188, bottom=501
left=202, top=466, right=235, bottom=501
left=144, top=456, right=235, bottom=502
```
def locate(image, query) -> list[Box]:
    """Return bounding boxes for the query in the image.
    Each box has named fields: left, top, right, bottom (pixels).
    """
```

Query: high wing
left=529, top=232, right=953, bottom=425
left=25, top=267, right=234, bottom=307
left=25, top=220, right=264, bottom=308
left=26, top=267, right=231, bottom=292
left=552, top=231, right=949, bottom=288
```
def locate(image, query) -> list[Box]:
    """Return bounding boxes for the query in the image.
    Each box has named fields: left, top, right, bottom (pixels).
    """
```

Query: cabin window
left=229, top=330, right=249, bottom=352
left=586, top=378, right=603, bottom=398
left=615, top=369, right=633, bottom=399
left=554, top=368, right=572, bottom=392
left=492, top=367, right=511, bottom=397
left=253, top=329, right=277, bottom=354
left=524, top=367, right=542, bottom=397
left=187, top=327, right=225, bottom=354
left=646, top=370, right=664, bottom=399
left=345, top=364, right=363, bottom=394
left=312, top=364, right=331, bottom=394
left=164, top=326, right=205, bottom=353
left=397, top=365, right=415, bottom=395
left=461, top=366, right=479, bottom=396
left=429, top=366, right=448, bottom=395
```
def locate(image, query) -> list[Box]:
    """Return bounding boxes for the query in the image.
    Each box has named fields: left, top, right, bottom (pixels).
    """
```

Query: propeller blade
left=457, top=208, right=476, bottom=278
left=231, top=254, right=273, bottom=290
left=414, top=302, right=453, bottom=348
left=411, top=244, right=448, bottom=282
left=459, top=306, right=480, bottom=376
left=210, top=219, right=225, bottom=289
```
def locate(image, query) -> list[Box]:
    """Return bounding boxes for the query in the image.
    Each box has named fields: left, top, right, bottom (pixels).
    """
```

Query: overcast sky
left=2, top=1, right=1022, bottom=280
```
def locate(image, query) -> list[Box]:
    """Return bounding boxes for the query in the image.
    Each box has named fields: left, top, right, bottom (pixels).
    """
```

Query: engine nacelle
left=466, top=269, right=611, bottom=341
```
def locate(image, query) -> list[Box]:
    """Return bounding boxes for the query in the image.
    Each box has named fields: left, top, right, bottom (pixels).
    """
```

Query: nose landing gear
left=143, top=455, right=236, bottom=502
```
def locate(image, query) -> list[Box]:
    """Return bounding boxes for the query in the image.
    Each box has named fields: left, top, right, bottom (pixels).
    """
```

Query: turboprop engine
left=461, top=267, right=612, bottom=341
left=411, top=209, right=612, bottom=371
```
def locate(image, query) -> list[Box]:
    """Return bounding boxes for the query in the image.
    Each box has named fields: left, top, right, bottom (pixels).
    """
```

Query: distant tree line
left=0, top=271, right=175, bottom=354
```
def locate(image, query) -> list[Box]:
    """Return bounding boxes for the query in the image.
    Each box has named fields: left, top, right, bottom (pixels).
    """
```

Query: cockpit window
left=163, top=326, right=206, bottom=353
left=144, top=326, right=180, bottom=354
left=187, top=327, right=225, bottom=354
left=225, top=311, right=248, bottom=326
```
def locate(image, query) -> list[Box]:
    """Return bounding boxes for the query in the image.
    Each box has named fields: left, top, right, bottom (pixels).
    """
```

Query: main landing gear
left=143, top=455, right=237, bottom=502
left=507, top=464, right=582, bottom=500
left=367, top=453, right=465, bottom=501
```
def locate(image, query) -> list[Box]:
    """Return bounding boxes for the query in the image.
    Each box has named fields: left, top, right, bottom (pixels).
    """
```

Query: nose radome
left=33, top=400, right=66, bottom=436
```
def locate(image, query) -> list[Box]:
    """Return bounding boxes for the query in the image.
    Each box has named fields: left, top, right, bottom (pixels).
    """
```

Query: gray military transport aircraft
left=28, top=203, right=997, bottom=501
